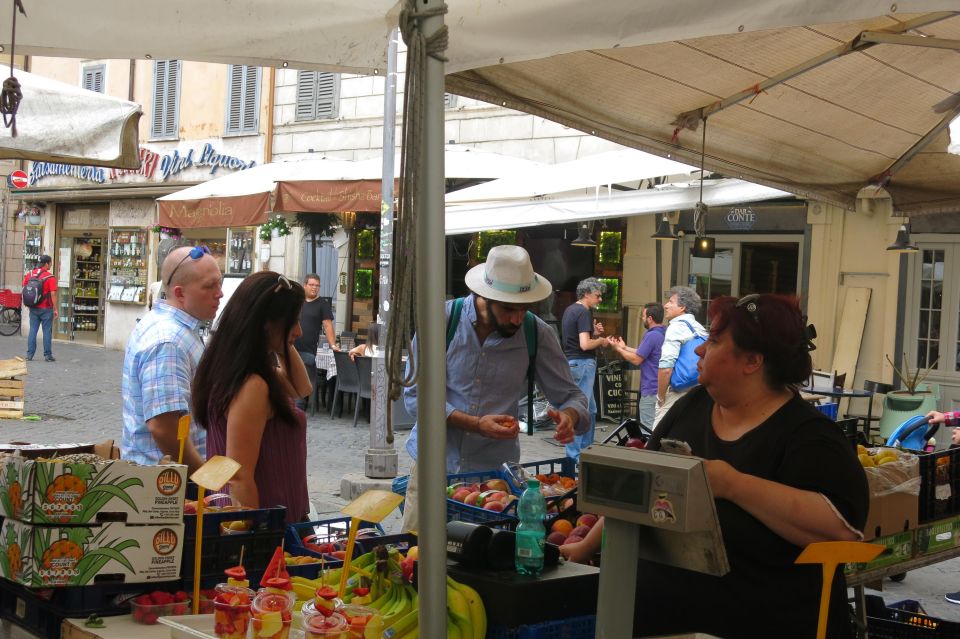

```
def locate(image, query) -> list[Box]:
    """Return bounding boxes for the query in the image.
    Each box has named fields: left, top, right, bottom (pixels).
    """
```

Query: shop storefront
left=16, top=137, right=265, bottom=349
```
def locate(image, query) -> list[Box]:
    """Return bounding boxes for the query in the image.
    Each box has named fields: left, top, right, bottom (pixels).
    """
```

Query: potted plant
left=151, top=225, right=182, bottom=240
left=259, top=215, right=292, bottom=242
left=877, top=354, right=939, bottom=440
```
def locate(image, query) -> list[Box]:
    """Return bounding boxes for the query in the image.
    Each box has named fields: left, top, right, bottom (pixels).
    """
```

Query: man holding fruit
left=400, top=245, right=589, bottom=532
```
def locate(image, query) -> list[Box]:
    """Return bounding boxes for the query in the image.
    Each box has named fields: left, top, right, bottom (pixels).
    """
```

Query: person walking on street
left=610, top=302, right=666, bottom=429
left=400, top=245, right=589, bottom=531
left=23, top=255, right=58, bottom=362
left=294, top=274, right=336, bottom=409
left=655, top=286, right=708, bottom=427
left=121, top=246, right=223, bottom=473
left=561, top=277, right=610, bottom=461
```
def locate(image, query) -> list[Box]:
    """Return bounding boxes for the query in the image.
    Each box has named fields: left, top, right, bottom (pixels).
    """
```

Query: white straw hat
left=464, top=245, right=552, bottom=304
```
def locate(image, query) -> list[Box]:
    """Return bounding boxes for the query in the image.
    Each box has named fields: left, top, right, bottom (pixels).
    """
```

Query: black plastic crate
left=284, top=516, right=383, bottom=559
left=600, top=418, right=653, bottom=447
left=181, top=506, right=286, bottom=590
left=917, top=448, right=960, bottom=523
left=868, top=599, right=960, bottom=638
left=0, top=578, right=64, bottom=639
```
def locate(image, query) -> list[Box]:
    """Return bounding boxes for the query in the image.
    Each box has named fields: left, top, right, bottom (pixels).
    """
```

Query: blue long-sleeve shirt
left=404, top=294, right=589, bottom=473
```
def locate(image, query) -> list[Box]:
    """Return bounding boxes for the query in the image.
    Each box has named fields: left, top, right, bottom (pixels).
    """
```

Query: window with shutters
left=151, top=60, right=181, bottom=140
left=444, top=93, right=457, bottom=109
left=82, top=65, right=105, bottom=93
left=225, top=65, right=260, bottom=135
left=295, top=71, right=339, bottom=121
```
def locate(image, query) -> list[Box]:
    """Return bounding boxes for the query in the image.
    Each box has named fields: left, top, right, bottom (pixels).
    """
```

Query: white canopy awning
left=0, top=65, right=141, bottom=169
left=445, top=179, right=789, bottom=235
left=446, top=149, right=695, bottom=204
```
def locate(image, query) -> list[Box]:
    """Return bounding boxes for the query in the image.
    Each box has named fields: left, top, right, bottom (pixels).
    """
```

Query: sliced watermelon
left=263, top=545, right=290, bottom=582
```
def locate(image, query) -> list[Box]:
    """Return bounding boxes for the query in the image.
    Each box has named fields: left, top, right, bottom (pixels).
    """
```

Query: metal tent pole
left=417, top=1, right=448, bottom=635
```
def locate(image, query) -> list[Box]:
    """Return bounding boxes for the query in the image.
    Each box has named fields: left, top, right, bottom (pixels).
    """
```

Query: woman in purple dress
left=192, top=272, right=313, bottom=524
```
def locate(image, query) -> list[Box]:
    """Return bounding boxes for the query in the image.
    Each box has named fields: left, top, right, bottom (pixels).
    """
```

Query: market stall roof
left=445, top=178, right=788, bottom=235
left=446, top=11, right=960, bottom=215
left=0, top=64, right=141, bottom=169
left=445, top=149, right=695, bottom=204
left=156, top=147, right=541, bottom=228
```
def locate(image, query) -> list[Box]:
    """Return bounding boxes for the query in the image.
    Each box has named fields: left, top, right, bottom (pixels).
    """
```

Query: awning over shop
left=157, top=147, right=542, bottom=227
left=0, top=65, right=141, bottom=169
left=446, top=149, right=695, bottom=204
left=445, top=178, right=788, bottom=234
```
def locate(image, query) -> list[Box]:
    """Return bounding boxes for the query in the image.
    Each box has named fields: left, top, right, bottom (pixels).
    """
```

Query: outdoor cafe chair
left=355, top=355, right=373, bottom=427
left=330, top=350, right=360, bottom=419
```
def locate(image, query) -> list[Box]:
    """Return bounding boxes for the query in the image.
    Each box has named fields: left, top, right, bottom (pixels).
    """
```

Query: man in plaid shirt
left=121, top=247, right=222, bottom=472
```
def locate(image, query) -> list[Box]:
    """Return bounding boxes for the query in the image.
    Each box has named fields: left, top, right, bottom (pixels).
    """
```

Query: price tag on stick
left=177, top=415, right=190, bottom=464
left=189, top=456, right=242, bottom=615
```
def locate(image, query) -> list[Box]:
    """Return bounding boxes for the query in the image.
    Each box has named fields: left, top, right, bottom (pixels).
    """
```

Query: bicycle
left=0, top=290, right=22, bottom=337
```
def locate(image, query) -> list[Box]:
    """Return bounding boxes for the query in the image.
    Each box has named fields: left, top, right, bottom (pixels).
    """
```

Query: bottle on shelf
left=515, top=478, right=547, bottom=576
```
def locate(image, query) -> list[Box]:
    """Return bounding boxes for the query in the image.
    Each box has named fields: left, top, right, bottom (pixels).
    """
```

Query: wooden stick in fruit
left=177, top=414, right=190, bottom=465
left=189, top=456, right=242, bottom=616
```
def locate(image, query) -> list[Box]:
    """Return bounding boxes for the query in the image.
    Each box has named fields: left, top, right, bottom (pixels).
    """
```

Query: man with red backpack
left=22, top=254, right=58, bottom=362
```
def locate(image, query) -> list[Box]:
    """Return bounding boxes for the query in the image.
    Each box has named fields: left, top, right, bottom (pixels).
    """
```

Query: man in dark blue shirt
left=611, top=302, right=666, bottom=429
left=560, top=277, right=610, bottom=461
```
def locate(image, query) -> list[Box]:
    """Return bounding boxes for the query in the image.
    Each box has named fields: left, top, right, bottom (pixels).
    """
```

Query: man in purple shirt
left=610, top=302, right=665, bottom=429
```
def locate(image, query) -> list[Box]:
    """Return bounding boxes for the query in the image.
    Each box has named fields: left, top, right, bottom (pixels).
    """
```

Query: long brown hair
left=193, top=272, right=305, bottom=428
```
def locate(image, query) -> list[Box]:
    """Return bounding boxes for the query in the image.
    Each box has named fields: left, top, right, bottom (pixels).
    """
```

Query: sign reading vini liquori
left=28, top=143, right=256, bottom=187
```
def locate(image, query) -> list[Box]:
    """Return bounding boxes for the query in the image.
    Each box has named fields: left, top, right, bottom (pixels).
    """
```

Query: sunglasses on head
left=735, top=293, right=818, bottom=352
left=274, top=274, right=293, bottom=293
left=166, top=245, right=211, bottom=286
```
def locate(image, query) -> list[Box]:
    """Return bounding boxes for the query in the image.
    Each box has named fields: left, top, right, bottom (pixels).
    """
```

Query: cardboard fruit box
left=861, top=447, right=919, bottom=541
left=0, top=456, right=186, bottom=525
left=0, top=518, right=184, bottom=587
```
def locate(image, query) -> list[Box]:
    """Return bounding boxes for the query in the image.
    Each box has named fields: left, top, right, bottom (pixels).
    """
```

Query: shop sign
left=597, top=361, right=626, bottom=422
left=275, top=179, right=389, bottom=213
left=28, top=143, right=256, bottom=187
left=109, top=200, right=155, bottom=228
left=724, top=206, right=757, bottom=231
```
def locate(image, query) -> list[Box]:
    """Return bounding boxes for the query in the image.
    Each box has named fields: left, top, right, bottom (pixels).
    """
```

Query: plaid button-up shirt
left=121, top=302, right=206, bottom=465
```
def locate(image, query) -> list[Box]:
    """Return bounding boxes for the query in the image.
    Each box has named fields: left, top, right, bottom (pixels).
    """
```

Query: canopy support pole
left=672, top=12, right=955, bottom=131
left=875, top=100, right=960, bottom=184
left=417, top=1, right=449, bottom=636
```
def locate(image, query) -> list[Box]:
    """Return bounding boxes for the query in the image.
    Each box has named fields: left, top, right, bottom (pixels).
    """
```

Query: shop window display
left=108, top=229, right=148, bottom=304
left=71, top=238, right=104, bottom=336
left=24, top=226, right=43, bottom=272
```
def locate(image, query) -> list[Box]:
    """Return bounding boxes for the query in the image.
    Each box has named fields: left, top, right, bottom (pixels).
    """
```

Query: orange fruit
left=551, top=519, right=573, bottom=536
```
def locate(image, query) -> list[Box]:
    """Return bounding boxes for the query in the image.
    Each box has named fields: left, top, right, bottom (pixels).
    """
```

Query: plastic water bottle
left=515, top=478, right=547, bottom=575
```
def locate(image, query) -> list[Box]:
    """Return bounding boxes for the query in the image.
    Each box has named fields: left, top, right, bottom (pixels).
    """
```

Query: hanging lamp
left=692, top=118, right=715, bottom=258
left=886, top=223, right=919, bottom=253
left=651, top=214, right=678, bottom=240
left=571, top=220, right=597, bottom=247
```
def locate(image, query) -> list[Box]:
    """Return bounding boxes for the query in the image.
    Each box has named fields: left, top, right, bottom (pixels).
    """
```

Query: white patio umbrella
left=0, top=65, right=141, bottom=169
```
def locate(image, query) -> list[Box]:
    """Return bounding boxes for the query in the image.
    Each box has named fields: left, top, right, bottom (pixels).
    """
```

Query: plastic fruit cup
left=213, top=584, right=255, bottom=639
left=130, top=599, right=191, bottom=625
left=303, top=611, right=348, bottom=638
left=251, top=590, right=295, bottom=639
left=339, top=604, right=381, bottom=638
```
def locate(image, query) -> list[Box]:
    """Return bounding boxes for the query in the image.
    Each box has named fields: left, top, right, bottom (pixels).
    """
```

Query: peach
left=484, top=478, right=509, bottom=492
left=564, top=535, right=584, bottom=545
left=451, top=488, right=472, bottom=503
left=570, top=525, right=591, bottom=539
left=551, top=519, right=574, bottom=536
left=577, top=514, right=599, bottom=529
left=483, top=501, right=505, bottom=512
left=464, top=491, right=482, bottom=506
left=478, top=490, right=506, bottom=506
left=546, top=531, right=567, bottom=546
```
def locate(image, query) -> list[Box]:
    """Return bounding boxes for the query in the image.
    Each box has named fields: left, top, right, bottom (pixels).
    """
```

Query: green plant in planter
left=293, top=213, right=337, bottom=239
left=597, top=278, right=620, bottom=313
left=475, top=230, right=517, bottom=261
left=259, top=215, right=292, bottom=242
left=886, top=353, right=938, bottom=394
left=356, top=229, right=376, bottom=260
left=355, top=268, right=374, bottom=299
left=598, top=231, right=622, bottom=265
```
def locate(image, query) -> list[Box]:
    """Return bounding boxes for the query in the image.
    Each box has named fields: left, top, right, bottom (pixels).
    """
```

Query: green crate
left=916, top=515, right=960, bottom=556
left=848, top=530, right=914, bottom=575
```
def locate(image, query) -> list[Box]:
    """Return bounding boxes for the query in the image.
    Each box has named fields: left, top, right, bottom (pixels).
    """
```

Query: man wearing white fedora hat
left=401, top=245, right=589, bottom=531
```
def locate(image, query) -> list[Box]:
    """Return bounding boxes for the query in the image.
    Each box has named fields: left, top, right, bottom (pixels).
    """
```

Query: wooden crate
left=0, top=357, right=27, bottom=419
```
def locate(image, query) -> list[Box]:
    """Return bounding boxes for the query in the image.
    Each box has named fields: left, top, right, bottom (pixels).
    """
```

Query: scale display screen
left=582, top=462, right=651, bottom=512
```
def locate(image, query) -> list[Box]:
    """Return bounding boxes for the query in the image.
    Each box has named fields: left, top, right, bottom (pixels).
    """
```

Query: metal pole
left=418, top=2, right=448, bottom=635
left=365, top=27, right=399, bottom=479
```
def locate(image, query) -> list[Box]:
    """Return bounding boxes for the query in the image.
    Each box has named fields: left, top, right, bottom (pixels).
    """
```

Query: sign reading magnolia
left=158, top=193, right=270, bottom=229
left=28, top=143, right=256, bottom=187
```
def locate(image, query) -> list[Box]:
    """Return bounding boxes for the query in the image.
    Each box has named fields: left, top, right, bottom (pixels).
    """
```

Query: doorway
left=55, top=234, right=107, bottom=344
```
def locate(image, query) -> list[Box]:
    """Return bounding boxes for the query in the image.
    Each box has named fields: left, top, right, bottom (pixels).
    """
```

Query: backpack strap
left=523, top=311, right=538, bottom=436
left=446, top=297, right=464, bottom=349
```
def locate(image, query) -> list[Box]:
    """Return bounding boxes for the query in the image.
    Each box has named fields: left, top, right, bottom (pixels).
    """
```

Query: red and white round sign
left=9, top=170, right=28, bottom=189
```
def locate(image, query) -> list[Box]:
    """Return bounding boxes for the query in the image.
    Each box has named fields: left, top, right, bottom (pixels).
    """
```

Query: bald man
left=121, top=247, right=223, bottom=472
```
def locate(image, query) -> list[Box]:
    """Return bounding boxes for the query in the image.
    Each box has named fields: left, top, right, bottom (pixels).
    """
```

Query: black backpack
left=22, top=270, right=52, bottom=308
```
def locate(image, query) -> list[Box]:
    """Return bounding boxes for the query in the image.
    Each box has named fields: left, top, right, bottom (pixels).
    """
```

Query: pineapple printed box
left=0, top=456, right=186, bottom=525
left=0, top=518, right=184, bottom=586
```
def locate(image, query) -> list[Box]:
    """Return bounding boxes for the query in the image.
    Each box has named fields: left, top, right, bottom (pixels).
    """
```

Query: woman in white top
left=348, top=322, right=379, bottom=360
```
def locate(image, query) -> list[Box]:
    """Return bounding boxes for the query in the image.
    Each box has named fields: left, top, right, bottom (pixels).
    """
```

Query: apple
left=485, top=478, right=509, bottom=492
left=577, top=513, right=599, bottom=529
left=564, top=535, right=584, bottom=545
left=464, top=491, right=482, bottom=506
left=477, top=490, right=506, bottom=506
left=547, top=531, right=567, bottom=545
left=451, top=488, right=472, bottom=503
left=483, top=501, right=505, bottom=512
left=183, top=501, right=197, bottom=515
left=625, top=437, right=646, bottom=449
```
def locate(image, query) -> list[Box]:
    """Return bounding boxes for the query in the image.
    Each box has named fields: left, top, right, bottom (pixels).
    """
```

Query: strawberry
left=135, top=595, right=153, bottom=606
left=172, top=604, right=188, bottom=616
left=142, top=612, right=159, bottom=625
left=173, top=590, right=189, bottom=603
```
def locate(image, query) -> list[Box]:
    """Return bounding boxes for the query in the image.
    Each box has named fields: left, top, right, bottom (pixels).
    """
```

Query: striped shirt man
left=121, top=301, right=206, bottom=465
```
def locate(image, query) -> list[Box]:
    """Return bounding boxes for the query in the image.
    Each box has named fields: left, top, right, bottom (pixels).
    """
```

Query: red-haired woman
left=633, top=294, right=868, bottom=639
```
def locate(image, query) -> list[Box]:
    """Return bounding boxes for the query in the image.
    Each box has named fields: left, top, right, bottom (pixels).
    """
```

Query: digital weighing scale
left=578, top=444, right=730, bottom=639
